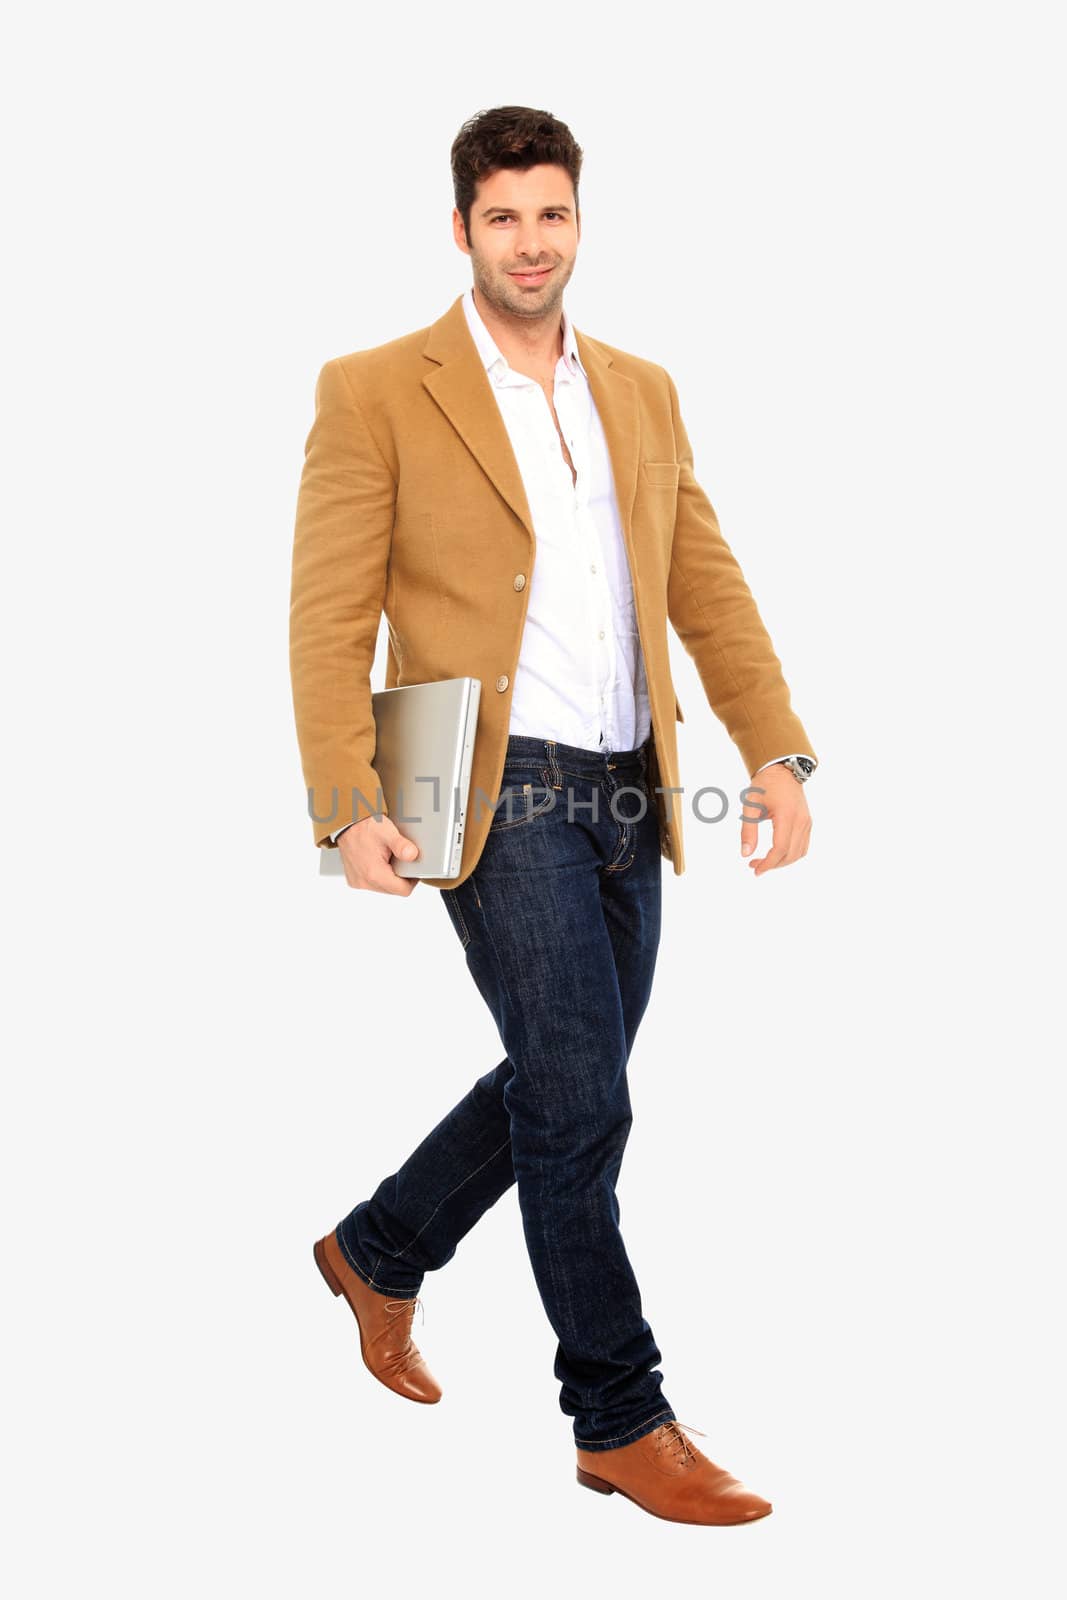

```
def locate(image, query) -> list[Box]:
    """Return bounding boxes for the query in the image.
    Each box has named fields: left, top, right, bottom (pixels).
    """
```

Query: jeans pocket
left=487, top=766, right=555, bottom=832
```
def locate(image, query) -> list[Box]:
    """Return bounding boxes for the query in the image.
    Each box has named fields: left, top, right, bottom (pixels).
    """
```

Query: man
left=290, top=106, right=818, bottom=1527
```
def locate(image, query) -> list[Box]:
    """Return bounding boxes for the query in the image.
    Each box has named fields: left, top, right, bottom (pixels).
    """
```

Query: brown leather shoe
left=576, top=1419, right=772, bottom=1525
left=313, top=1229, right=442, bottom=1404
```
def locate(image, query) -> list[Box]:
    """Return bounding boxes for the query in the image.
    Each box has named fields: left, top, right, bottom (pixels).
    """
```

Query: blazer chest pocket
left=642, top=460, right=680, bottom=488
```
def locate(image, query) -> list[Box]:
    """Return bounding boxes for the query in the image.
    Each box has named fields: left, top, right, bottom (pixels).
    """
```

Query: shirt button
left=590, top=564, right=597, bottom=573
left=495, top=674, right=509, bottom=692
left=513, top=574, right=526, bottom=590
left=598, top=629, right=605, bottom=639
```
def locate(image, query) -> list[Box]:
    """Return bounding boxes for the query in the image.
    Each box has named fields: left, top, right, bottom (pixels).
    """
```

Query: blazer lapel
left=422, top=295, right=535, bottom=540
left=421, top=295, right=642, bottom=559
left=573, top=327, right=640, bottom=567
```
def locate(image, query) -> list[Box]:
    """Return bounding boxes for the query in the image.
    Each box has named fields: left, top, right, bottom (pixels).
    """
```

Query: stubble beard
left=471, top=255, right=574, bottom=324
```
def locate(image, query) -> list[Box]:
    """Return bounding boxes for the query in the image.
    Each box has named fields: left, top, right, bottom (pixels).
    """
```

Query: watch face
left=785, top=756, right=815, bottom=782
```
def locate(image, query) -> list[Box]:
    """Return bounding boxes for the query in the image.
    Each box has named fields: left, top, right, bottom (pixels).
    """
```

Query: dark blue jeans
left=335, top=733, right=677, bottom=1452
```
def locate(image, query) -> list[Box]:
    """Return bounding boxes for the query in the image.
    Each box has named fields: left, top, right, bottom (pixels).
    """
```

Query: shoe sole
left=576, top=1466, right=772, bottom=1526
left=313, top=1235, right=441, bottom=1405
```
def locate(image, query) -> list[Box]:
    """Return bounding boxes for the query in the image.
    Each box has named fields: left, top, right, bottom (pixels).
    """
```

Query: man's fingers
left=750, top=811, right=812, bottom=874
left=750, top=815, right=792, bottom=875
left=366, top=834, right=420, bottom=893
left=337, top=820, right=422, bottom=894
left=376, top=871, right=419, bottom=896
left=344, top=862, right=418, bottom=895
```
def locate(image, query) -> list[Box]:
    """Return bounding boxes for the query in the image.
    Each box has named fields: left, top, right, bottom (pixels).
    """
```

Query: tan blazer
left=289, top=292, right=817, bottom=888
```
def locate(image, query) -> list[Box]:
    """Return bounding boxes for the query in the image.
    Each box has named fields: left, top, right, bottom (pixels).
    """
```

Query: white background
left=4, top=2, right=1063, bottom=1594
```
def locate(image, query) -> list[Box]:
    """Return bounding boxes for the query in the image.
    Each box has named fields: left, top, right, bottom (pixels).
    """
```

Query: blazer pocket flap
left=642, top=460, right=681, bottom=487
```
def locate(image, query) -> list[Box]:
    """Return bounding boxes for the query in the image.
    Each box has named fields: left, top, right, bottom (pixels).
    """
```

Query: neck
left=471, top=283, right=564, bottom=373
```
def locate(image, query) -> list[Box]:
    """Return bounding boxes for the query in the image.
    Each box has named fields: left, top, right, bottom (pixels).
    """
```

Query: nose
left=515, top=226, right=548, bottom=264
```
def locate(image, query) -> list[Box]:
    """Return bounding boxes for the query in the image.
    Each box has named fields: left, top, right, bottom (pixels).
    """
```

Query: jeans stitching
left=469, top=876, right=519, bottom=1034
left=604, top=769, right=649, bottom=873
left=393, top=1134, right=513, bottom=1261
left=335, top=1230, right=421, bottom=1298
left=602, top=774, right=631, bottom=868
left=442, top=887, right=471, bottom=948
left=603, top=849, right=636, bottom=874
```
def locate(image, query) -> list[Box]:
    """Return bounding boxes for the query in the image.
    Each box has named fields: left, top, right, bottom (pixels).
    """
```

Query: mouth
left=508, top=267, right=553, bottom=285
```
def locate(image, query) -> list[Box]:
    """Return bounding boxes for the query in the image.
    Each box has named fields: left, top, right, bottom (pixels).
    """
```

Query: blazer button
left=496, top=674, right=509, bottom=692
left=513, top=573, right=526, bottom=590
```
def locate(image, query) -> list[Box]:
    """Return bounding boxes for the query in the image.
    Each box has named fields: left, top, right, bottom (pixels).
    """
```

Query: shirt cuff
left=751, top=753, right=817, bottom=777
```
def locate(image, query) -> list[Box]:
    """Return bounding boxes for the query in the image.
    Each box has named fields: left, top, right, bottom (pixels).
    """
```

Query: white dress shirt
left=462, top=284, right=651, bottom=755
left=331, top=288, right=804, bottom=839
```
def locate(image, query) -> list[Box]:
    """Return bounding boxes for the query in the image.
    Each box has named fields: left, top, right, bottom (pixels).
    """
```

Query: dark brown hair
left=451, top=106, right=583, bottom=245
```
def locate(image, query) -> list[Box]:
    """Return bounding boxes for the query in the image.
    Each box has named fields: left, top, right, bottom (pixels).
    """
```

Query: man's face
left=453, top=163, right=580, bottom=321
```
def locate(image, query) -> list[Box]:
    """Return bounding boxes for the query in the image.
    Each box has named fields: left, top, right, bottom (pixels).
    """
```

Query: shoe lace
left=656, top=1419, right=707, bottom=1468
left=384, top=1294, right=424, bottom=1328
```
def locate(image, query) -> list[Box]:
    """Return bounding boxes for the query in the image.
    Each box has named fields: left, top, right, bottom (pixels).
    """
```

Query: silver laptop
left=320, top=677, right=481, bottom=879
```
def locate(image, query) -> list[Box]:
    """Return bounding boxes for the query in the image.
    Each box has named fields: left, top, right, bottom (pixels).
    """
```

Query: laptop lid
left=319, top=676, right=481, bottom=880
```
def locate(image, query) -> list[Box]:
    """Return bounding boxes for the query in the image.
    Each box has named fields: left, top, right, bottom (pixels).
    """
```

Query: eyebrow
left=480, top=204, right=572, bottom=217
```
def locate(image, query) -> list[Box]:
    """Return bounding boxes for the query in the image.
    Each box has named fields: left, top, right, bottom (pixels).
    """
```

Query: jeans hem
left=573, top=1406, right=677, bottom=1453
left=335, top=1224, right=422, bottom=1300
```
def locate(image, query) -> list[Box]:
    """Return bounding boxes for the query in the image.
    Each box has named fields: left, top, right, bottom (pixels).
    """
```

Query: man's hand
left=740, top=764, right=812, bottom=877
left=336, top=815, right=421, bottom=894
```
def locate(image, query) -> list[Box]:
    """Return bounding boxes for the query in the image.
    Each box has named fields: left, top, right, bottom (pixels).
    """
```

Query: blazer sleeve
left=289, top=357, right=394, bottom=847
left=663, top=368, right=819, bottom=778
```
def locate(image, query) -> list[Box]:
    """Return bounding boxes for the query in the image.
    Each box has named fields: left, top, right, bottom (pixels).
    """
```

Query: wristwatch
left=781, top=755, right=817, bottom=784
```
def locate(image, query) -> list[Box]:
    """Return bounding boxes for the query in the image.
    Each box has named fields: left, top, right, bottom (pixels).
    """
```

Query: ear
left=451, top=208, right=471, bottom=257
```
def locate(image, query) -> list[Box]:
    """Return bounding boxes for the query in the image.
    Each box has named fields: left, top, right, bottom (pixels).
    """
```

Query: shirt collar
left=462, top=284, right=586, bottom=383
